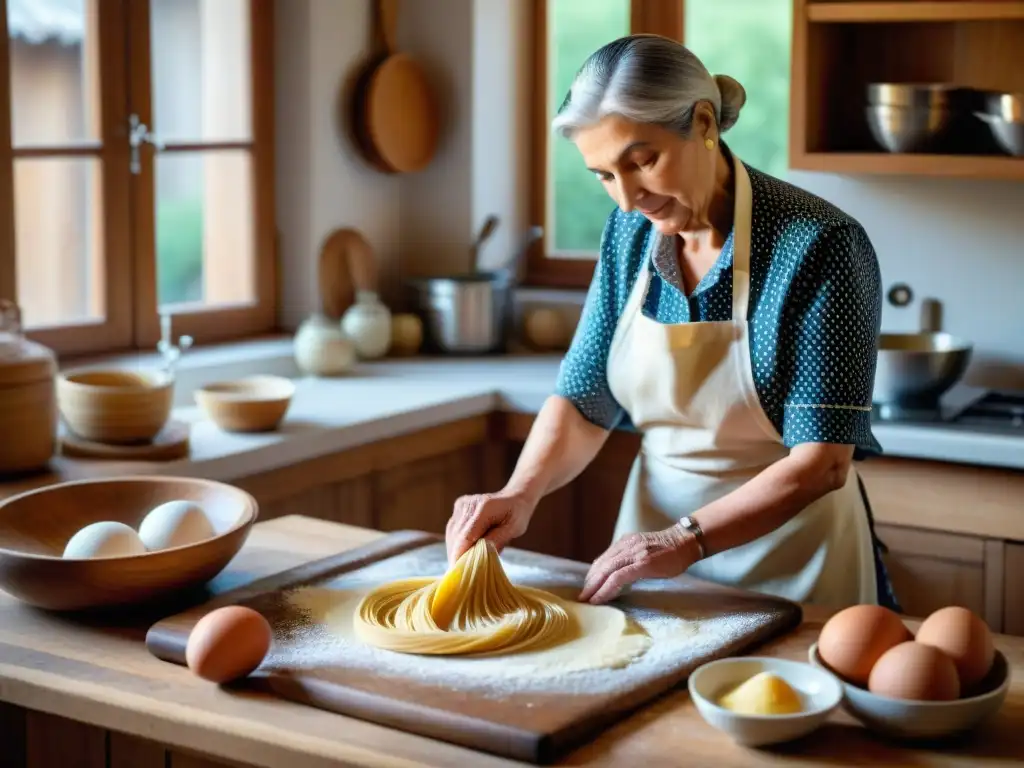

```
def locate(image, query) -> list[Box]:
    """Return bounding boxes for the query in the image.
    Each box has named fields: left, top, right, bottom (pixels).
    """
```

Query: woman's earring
left=705, top=138, right=715, bottom=150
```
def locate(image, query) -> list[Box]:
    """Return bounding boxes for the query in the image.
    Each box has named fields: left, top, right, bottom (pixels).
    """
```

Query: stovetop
left=872, top=385, right=1024, bottom=435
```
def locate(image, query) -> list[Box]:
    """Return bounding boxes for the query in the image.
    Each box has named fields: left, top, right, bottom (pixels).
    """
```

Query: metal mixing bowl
left=866, top=104, right=953, bottom=153
left=974, top=111, right=1024, bottom=157
left=985, top=92, right=1024, bottom=123
left=867, top=83, right=960, bottom=110
left=873, top=332, right=973, bottom=409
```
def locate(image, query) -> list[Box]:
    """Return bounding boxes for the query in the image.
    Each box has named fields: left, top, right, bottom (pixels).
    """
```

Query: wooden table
left=0, top=515, right=1021, bottom=767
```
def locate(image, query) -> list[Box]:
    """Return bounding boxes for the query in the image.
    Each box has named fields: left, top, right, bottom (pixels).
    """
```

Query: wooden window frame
left=0, top=0, right=276, bottom=358
left=127, top=0, right=276, bottom=351
left=527, top=0, right=683, bottom=289
left=0, top=0, right=134, bottom=355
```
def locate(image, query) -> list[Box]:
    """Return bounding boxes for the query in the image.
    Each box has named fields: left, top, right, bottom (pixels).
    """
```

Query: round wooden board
left=318, top=229, right=358, bottom=320
left=366, top=53, right=439, bottom=173
left=59, top=419, right=191, bottom=461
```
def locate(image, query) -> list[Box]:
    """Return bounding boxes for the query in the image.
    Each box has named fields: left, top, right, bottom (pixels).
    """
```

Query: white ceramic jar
left=340, top=290, right=392, bottom=359
left=293, top=314, right=357, bottom=376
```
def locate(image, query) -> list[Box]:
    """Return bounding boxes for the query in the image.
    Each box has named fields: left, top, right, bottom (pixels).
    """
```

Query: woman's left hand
left=578, top=525, right=698, bottom=604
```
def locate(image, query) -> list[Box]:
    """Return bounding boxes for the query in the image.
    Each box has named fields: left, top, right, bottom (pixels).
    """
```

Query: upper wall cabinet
left=789, top=1, right=1024, bottom=179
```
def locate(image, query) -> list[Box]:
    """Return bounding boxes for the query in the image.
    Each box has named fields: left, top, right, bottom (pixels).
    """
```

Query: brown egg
left=817, top=604, right=912, bottom=686
left=868, top=640, right=960, bottom=701
left=915, top=606, right=995, bottom=691
left=185, top=605, right=273, bottom=684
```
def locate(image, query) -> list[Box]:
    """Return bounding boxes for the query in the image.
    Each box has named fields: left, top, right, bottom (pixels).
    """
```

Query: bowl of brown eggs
left=808, top=604, right=1009, bottom=739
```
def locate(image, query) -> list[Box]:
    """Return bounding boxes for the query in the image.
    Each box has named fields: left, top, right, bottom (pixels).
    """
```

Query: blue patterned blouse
left=555, top=158, right=884, bottom=458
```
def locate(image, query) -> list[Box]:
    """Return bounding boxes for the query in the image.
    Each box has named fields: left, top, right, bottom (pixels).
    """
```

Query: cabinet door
left=574, top=432, right=639, bottom=563
left=876, top=524, right=999, bottom=627
left=257, top=476, right=373, bottom=527
left=373, top=446, right=482, bottom=535
left=1004, top=543, right=1024, bottom=637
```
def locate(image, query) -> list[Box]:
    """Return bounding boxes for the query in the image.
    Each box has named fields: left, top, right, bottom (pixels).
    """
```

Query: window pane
left=7, top=0, right=100, bottom=146
left=150, top=0, right=252, bottom=143
left=548, top=0, right=629, bottom=256
left=685, top=0, right=792, bottom=179
left=14, top=157, right=103, bottom=327
left=155, top=150, right=254, bottom=308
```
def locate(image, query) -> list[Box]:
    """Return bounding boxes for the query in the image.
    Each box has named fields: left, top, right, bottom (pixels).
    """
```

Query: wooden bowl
left=0, top=476, right=257, bottom=611
left=194, top=375, right=295, bottom=433
left=57, top=368, right=173, bottom=444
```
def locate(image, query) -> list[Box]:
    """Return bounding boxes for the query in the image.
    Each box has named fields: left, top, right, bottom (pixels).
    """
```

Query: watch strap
left=678, top=516, right=706, bottom=561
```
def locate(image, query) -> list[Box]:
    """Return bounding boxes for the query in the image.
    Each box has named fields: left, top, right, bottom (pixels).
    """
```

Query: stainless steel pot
left=408, top=272, right=512, bottom=354
left=873, top=332, right=973, bottom=408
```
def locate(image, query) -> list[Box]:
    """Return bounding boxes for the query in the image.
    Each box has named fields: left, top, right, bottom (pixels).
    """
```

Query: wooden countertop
left=0, top=516, right=1021, bottom=767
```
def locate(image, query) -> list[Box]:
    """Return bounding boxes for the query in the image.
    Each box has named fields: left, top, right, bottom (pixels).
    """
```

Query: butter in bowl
left=688, top=656, right=843, bottom=747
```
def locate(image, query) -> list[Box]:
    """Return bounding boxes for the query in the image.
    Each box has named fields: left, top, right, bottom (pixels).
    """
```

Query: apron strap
left=731, top=158, right=753, bottom=322
left=606, top=228, right=659, bottom=359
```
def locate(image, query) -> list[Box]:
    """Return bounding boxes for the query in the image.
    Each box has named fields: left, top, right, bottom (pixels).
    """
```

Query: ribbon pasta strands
left=354, top=539, right=575, bottom=656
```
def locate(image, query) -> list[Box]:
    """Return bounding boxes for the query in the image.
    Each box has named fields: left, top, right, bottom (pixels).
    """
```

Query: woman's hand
left=578, top=525, right=698, bottom=605
left=445, top=490, right=537, bottom=566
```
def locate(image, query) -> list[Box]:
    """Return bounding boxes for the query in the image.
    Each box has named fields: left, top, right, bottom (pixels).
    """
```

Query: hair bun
left=713, top=74, right=746, bottom=132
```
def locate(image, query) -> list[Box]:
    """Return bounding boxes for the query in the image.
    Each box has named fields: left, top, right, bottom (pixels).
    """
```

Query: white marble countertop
left=75, top=350, right=1018, bottom=483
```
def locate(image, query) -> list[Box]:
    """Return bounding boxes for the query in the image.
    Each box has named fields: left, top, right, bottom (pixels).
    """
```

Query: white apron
left=606, top=158, right=878, bottom=609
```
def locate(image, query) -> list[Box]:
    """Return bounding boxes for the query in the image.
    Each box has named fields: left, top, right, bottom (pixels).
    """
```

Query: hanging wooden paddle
left=358, top=0, right=440, bottom=173
left=348, top=2, right=394, bottom=172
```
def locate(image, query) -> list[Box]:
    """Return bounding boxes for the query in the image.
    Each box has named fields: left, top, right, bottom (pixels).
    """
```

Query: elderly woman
left=446, top=35, right=898, bottom=611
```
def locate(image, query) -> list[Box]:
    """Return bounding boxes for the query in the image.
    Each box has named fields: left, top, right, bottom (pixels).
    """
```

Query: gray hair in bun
left=552, top=34, right=746, bottom=139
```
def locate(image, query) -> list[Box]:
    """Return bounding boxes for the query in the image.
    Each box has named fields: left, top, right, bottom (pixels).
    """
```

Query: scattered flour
left=255, top=543, right=779, bottom=698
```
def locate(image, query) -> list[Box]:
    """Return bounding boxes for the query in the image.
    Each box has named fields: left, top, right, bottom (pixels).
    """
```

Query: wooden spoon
left=469, top=215, right=500, bottom=272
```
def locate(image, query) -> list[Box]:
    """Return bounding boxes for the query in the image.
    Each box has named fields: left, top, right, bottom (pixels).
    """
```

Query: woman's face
left=571, top=105, right=719, bottom=236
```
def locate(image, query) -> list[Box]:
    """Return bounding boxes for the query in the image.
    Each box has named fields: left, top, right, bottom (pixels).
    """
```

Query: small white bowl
left=808, top=642, right=1010, bottom=739
left=688, top=656, right=843, bottom=747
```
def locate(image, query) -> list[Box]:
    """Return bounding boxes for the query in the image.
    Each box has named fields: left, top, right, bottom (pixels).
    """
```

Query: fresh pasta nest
left=354, top=539, right=574, bottom=656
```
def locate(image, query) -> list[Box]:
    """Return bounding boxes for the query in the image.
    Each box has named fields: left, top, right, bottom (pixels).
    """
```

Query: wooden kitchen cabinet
left=790, top=0, right=1024, bottom=180
left=373, top=447, right=481, bottom=534
left=1005, top=543, right=1024, bottom=636
left=232, top=416, right=489, bottom=542
left=859, top=456, right=1024, bottom=634
left=874, top=523, right=1004, bottom=627
left=875, top=532, right=1024, bottom=638
left=573, top=432, right=640, bottom=562
left=258, top=476, right=373, bottom=528
left=229, top=412, right=1024, bottom=636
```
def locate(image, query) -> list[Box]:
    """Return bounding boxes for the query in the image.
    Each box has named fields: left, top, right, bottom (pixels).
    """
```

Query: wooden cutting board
left=146, top=530, right=802, bottom=764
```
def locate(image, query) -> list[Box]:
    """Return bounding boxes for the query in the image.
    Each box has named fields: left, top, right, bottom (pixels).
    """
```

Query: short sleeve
left=554, top=211, right=628, bottom=431
left=780, top=221, right=883, bottom=455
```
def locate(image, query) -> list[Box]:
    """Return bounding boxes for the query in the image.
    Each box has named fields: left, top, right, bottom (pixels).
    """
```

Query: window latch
left=128, top=114, right=165, bottom=175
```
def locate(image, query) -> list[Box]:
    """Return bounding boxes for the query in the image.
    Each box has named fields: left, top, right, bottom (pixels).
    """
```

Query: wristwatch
left=677, top=516, right=706, bottom=561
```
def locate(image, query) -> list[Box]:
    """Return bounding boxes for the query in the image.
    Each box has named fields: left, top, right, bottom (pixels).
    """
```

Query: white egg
left=138, top=499, right=215, bottom=551
left=63, top=521, right=147, bottom=559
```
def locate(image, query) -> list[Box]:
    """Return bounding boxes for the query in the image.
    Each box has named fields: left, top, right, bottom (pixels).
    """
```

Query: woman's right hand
left=445, top=489, right=536, bottom=566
